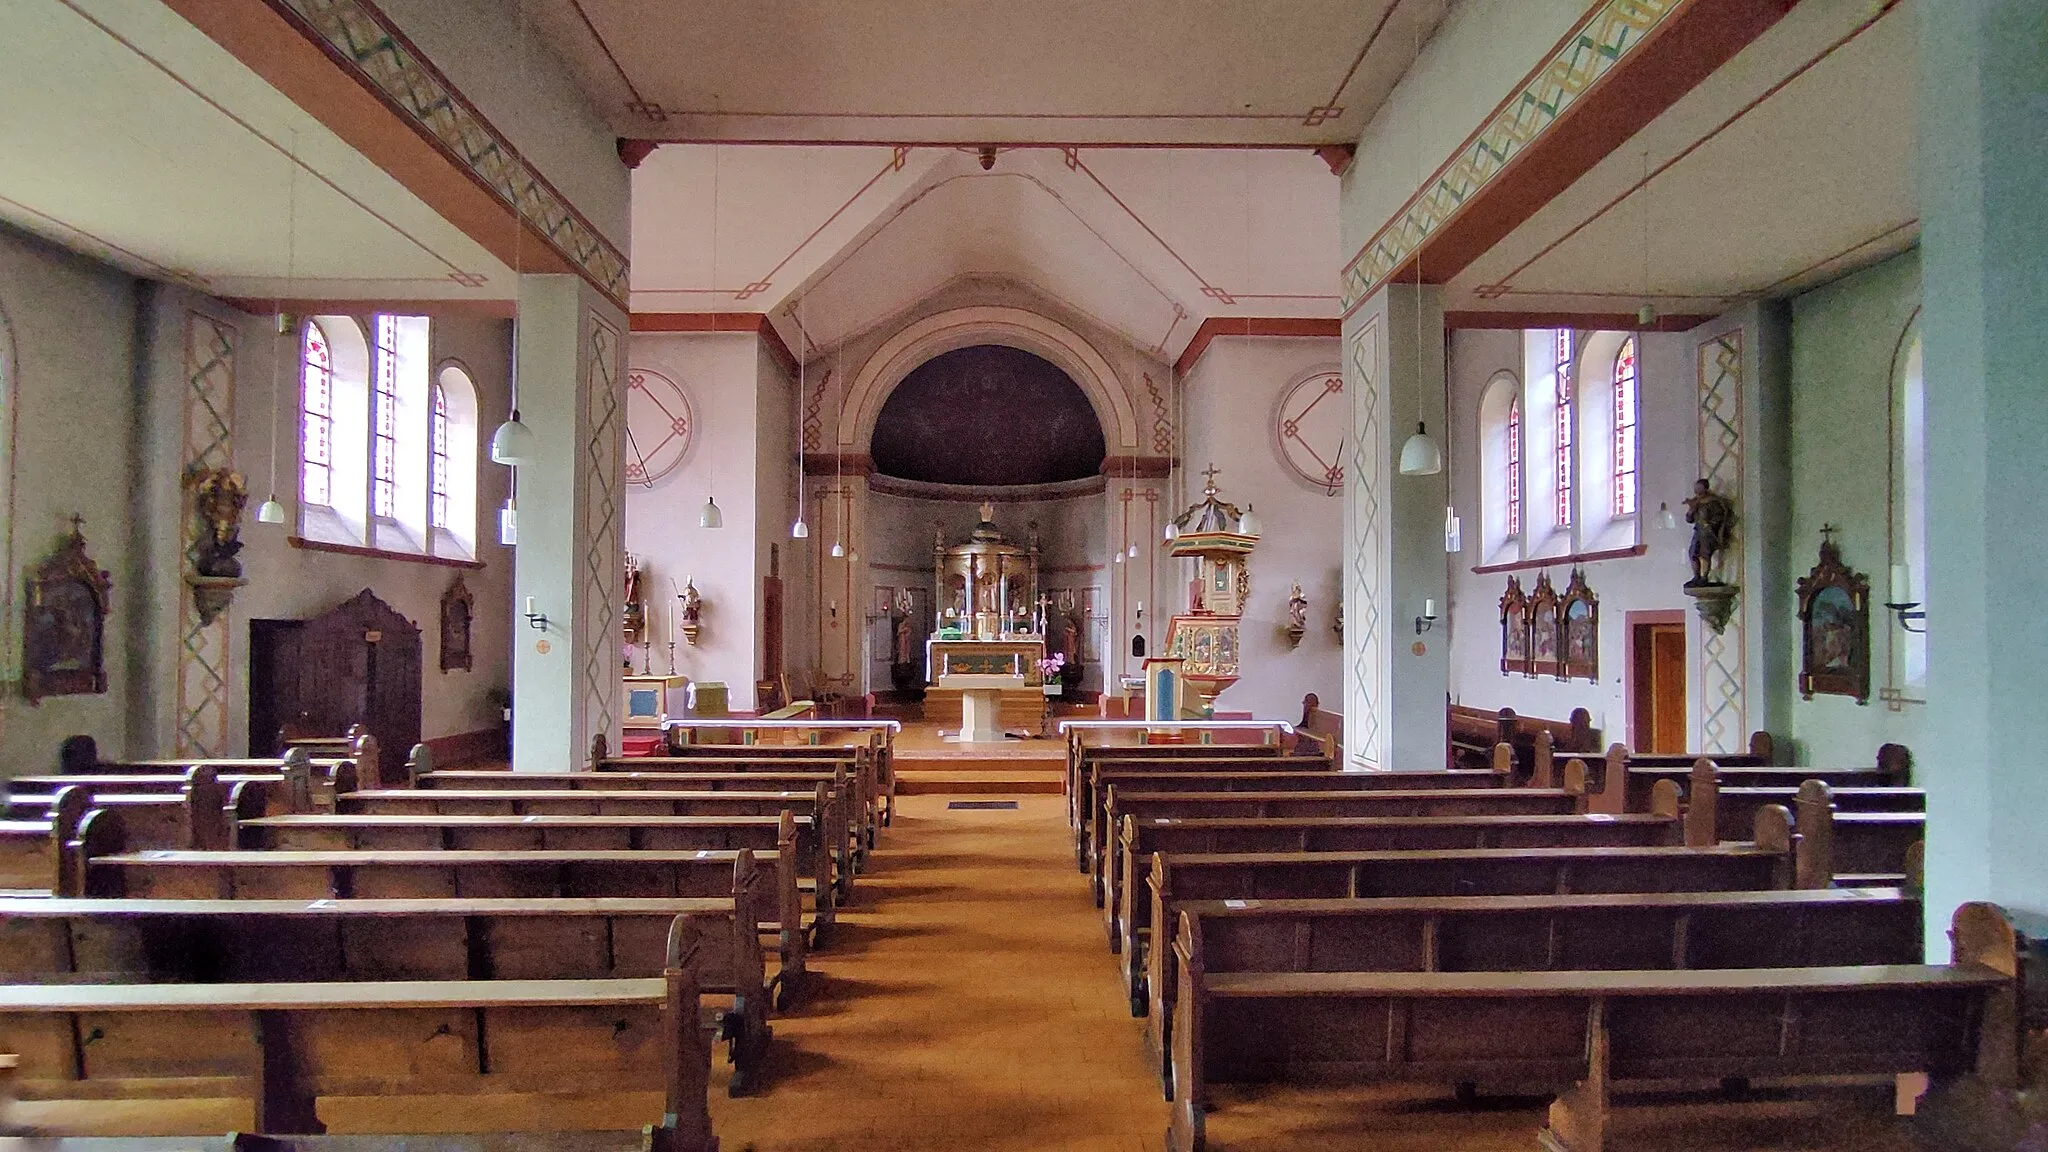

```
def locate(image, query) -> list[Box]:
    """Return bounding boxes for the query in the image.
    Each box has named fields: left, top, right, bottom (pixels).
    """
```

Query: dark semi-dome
left=870, top=345, right=1107, bottom=486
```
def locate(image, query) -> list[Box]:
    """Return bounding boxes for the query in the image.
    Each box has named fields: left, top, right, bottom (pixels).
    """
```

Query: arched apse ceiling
left=869, top=345, right=1106, bottom=486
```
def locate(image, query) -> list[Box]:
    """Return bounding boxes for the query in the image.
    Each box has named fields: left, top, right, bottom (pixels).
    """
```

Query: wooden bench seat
left=81, top=845, right=830, bottom=942
left=0, top=786, right=86, bottom=895
left=601, top=742, right=884, bottom=841
left=1679, top=769, right=1927, bottom=887
left=646, top=725, right=897, bottom=828
left=1594, top=743, right=1911, bottom=815
left=1137, top=822, right=1796, bottom=1018
left=0, top=851, right=786, bottom=1094
left=7, top=776, right=244, bottom=856
left=1145, top=885, right=1921, bottom=1094
left=1094, top=784, right=1590, bottom=908
left=338, top=786, right=853, bottom=897
left=0, top=969, right=716, bottom=1145
left=1112, top=806, right=1685, bottom=975
left=1067, top=742, right=1292, bottom=817
left=1167, top=902, right=2018, bottom=1152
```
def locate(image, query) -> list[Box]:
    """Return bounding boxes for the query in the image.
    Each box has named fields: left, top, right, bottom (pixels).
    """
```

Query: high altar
left=925, top=504, right=1045, bottom=741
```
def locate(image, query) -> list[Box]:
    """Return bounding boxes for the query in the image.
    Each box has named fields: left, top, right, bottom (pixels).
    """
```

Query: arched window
left=1506, top=397, right=1523, bottom=537
left=1612, top=336, right=1639, bottom=516
left=430, top=383, right=450, bottom=530
left=301, top=320, right=335, bottom=508
left=371, top=316, right=400, bottom=519
left=1553, top=329, right=1575, bottom=528
left=432, top=363, right=481, bottom=559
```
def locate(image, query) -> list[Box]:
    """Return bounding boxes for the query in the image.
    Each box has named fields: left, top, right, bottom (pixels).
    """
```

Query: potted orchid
left=1036, top=653, right=1066, bottom=697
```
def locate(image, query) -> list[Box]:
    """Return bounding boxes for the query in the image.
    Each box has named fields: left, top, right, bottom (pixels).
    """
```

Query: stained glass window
left=431, top=383, right=450, bottom=530
left=1613, top=336, right=1639, bottom=516
left=1505, top=397, right=1522, bottom=537
left=372, top=315, right=398, bottom=518
left=1554, top=329, right=1574, bottom=528
left=301, top=320, right=333, bottom=507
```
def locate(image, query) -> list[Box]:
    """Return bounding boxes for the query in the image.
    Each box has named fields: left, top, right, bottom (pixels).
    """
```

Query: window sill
left=289, top=536, right=485, bottom=570
left=1471, top=543, right=1646, bottom=575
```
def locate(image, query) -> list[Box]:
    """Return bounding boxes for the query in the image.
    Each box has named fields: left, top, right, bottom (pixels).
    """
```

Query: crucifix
left=1200, top=463, right=1222, bottom=494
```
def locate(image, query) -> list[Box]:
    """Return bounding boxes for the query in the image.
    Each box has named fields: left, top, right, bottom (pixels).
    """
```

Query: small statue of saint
left=1287, top=583, right=1308, bottom=632
left=679, top=576, right=702, bottom=626
left=1684, top=478, right=1736, bottom=586
left=190, top=468, right=248, bottom=579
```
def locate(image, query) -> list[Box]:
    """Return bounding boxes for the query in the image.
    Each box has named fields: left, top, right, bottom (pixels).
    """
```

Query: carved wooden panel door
left=250, top=589, right=422, bottom=760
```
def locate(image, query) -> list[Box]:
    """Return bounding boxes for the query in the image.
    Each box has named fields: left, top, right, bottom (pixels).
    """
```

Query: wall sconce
left=1885, top=564, right=1925, bottom=634
left=828, top=600, right=838, bottom=621
left=1414, top=598, right=1438, bottom=635
left=523, top=596, right=549, bottom=631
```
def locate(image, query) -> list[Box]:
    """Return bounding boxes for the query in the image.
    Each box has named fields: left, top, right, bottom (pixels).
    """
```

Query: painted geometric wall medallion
left=624, top=368, right=693, bottom=486
left=1276, top=369, right=1345, bottom=493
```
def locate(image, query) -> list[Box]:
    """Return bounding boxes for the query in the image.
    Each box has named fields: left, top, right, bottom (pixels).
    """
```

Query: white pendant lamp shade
left=830, top=540, right=845, bottom=558
left=1398, top=421, right=1443, bottom=476
left=490, top=410, right=536, bottom=466
left=791, top=517, right=809, bottom=539
left=1656, top=501, right=1679, bottom=531
left=1238, top=504, right=1261, bottom=536
left=699, top=495, right=723, bottom=529
left=256, top=496, right=286, bottom=525
left=1163, top=521, right=1178, bottom=542
left=1638, top=302, right=1658, bottom=328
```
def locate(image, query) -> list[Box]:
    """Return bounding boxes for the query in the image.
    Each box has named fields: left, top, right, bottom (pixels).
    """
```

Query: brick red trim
left=1447, top=311, right=1712, bottom=333
left=630, top=313, right=800, bottom=376
left=1174, top=317, right=1342, bottom=377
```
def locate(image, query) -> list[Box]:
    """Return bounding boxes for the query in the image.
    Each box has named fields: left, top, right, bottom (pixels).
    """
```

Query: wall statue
left=1684, top=478, right=1736, bottom=587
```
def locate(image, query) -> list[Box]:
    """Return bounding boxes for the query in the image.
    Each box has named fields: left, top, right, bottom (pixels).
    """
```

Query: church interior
left=0, top=0, right=2042, bottom=1148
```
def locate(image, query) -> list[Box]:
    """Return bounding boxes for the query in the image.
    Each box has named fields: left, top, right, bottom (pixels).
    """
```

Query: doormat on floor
left=946, top=800, right=1020, bottom=810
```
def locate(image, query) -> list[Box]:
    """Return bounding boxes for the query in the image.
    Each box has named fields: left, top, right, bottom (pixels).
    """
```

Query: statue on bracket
left=1559, top=569, right=1599, bottom=682
left=186, top=467, right=250, bottom=626
left=1284, top=583, right=1308, bottom=648
left=439, top=574, right=474, bottom=673
left=1682, top=477, right=1741, bottom=633
left=1796, top=525, right=1871, bottom=704
left=23, top=516, right=111, bottom=705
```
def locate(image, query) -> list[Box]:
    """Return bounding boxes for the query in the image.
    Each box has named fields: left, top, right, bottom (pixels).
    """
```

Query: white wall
left=624, top=332, right=763, bottom=709
left=1179, top=336, right=1344, bottom=720
left=1443, top=327, right=1695, bottom=745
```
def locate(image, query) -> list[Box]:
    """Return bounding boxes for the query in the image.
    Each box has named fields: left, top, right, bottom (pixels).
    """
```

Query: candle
left=1424, top=598, right=1438, bottom=619
left=525, top=596, right=536, bottom=617
left=1890, top=565, right=1913, bottom=604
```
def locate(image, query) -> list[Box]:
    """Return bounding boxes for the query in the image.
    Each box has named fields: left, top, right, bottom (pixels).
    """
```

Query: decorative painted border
left=1339, top=0, right=1679, bottom=312
left=1696, top=331, right=1746, bottom=753
left=267, top=0, right=630, bottom=308
left=1343, top=314, right=1385, bottom=768
left=176, top=313, right=238, bottom=757
left=580, top=312, right=624, bottom=748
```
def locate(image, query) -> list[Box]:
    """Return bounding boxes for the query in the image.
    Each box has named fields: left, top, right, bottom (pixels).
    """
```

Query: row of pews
left=1061, top=722, right=2013, bottom=1152
left=0, top=719, right=900, bottom=1147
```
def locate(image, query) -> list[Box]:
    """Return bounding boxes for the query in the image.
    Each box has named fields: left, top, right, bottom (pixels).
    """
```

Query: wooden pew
left=5, top=767, right=243, bottom=857
left=1075, top=753, right=1333, bottom=876
left=1113, top=800, right=1685, bottom=976
left=1166, top=901, right=2018, bottom=1152
left=1066, top=738, right=1292, bottom=816
left=62, top=730, right=395, bottom=791
left=1148, top=885, right=1923, bottom=1095
left=336, top=785, right=851, bottom=899
left=1447, top=705, right=1600, bottom=778
left=656, top=719, right=899, bottom=828
left=0, top=850, right=782, bottom=1094
left=1291, top=693, right=1344, bottom=758
left=1446, top=703, right=1513, bottom=769
left=611, top=739, right=883, bottom=842
left=419, top=764, right=868, bottom=876
left=1095, top=780, right=1589, bottom=911
left=1082, top=760, right=1505, bottom=884
left=0, top=916, right=719, bottom=1145
left=6, top=766, right=351, bottom=819
left=0, top=786, right=86, bottom=895
left=1591, top=742, right=1912, bottom=815
left=1679, top=763, right=1927, bottom=886
left=1139, top=808, right=1797, bottom=1020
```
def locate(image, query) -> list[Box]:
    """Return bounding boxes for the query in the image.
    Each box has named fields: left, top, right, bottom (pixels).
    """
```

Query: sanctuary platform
left=891, top=722, right=1066, bottom=795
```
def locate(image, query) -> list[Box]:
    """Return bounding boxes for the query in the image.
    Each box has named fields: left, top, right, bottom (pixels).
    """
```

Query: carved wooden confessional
left=249, top=588, right=422, bottom=759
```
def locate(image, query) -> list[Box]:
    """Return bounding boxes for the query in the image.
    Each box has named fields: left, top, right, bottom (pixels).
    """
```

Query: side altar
left=924, top=504, right=1048, bottom=741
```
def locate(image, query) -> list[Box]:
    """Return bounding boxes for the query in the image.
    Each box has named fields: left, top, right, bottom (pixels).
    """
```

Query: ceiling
left=0, top=0, right=511, bottom=306
left=1442, top=0, right=1917, bottom=321
left=629, top=144, right=1344, bottom=357
left=538, top=0, right=1453, bottom=146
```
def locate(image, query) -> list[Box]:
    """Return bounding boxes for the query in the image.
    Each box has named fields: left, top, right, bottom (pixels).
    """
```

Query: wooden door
left=1629, top=620, right=1688, bottom=754
left=253, top=589, right=422, bottom=760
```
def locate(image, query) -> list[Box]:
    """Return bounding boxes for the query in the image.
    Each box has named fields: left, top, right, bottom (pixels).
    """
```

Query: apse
left=870, top=345, right=1106, bottom=486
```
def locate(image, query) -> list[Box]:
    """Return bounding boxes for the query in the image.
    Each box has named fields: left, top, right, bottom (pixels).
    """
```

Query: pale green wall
left=1783, top=248, right=1923, bottom=764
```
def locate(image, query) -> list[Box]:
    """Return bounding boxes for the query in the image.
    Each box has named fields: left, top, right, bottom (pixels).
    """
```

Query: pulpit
left=1164, top=465, right=1260, bottom=712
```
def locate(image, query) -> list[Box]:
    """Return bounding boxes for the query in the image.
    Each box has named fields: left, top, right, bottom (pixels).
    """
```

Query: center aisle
left=707, top=794, right=1169, bottom=1152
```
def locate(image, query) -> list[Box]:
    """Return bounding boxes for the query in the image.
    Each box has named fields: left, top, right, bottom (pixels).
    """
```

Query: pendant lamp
left=830, top=540, right=845, bottom=558
left=1655, top=502, right=1679, bottom=531
left=1398, top=422, right=1443, bottom=476
left=700, top=495, right=724, bottom=529
left=258, top=136, right=301, bottom=526
left=1238, top=503, right=1261, bottom=536
left=490, top=410, right=535, bottom=465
